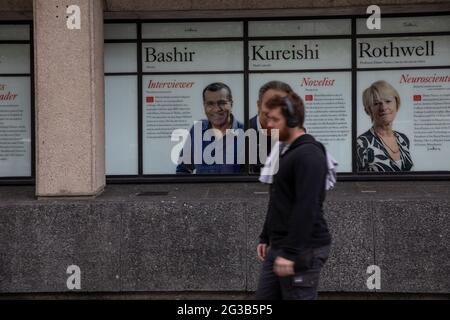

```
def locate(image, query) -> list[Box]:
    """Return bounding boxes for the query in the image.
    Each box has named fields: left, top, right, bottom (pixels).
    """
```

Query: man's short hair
left=265, top=92, right=305, bottom=129
left=258, top=80, right=293, bottom=100
left=202, top=82, right=233, bottom=102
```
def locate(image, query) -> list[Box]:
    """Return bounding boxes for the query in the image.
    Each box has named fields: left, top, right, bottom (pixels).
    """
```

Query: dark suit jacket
left=249, top=115, right=272, bottom=174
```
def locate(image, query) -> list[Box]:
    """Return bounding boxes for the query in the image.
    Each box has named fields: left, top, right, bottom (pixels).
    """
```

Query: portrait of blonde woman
left=357, top=80, right=413, bottom=172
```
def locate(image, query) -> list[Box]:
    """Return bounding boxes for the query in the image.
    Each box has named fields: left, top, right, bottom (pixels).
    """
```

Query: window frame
left=105, top=13, right=450, bottom=183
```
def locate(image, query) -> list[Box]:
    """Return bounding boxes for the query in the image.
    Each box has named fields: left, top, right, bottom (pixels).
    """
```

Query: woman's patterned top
left=357, top=127, right=413, bottom=172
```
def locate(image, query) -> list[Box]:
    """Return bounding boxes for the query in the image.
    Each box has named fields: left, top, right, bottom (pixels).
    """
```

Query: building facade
left=0, top=0, right=449, bottom=298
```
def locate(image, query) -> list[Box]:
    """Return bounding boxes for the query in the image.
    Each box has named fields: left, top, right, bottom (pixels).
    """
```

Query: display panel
left=0, top=77, right=31, bottom=177
left=142, top=41, right=244, bottom=72
left=142, top=74, right=245, bottom=174
left=357, top=36, right=450, bottom=69
left=357, top=69, right=450, bottom=172
left=249, top=72, right=352, bottom=172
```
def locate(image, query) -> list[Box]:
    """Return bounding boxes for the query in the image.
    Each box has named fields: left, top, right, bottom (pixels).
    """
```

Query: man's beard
left=278, top=126, right=291, bottom=142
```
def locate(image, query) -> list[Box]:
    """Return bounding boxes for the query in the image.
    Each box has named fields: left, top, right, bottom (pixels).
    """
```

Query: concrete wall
left=104, top=0, right=450, bottom=11
left=103, top=0, right=450, bottom=19
left=34, top=0, right=105, bottom=197
left=0, top=182, right=448, bottom=295
left=1, top=0, right=450, bottom=13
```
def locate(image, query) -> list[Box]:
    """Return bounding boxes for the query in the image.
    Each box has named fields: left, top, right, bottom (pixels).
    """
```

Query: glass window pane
left=0, top=44, right=30, bottom=74
left=0, top=77, right=31, bottom=177
left=104, top=43, right=137, bottom=73
left=249, top=19, right=351, bottom=37
left=104, top=23, right=137, bottom=39
left=0, top=25, right=29, bottom=40
left=105, top=76, right=138, bottom=175
left=142, top=22, right=243, bottom=39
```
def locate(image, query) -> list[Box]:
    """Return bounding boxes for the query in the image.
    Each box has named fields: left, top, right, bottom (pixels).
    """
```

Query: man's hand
left=273, top=256, right=295, bottom=277
left=256, top=243, right=268, bottom=261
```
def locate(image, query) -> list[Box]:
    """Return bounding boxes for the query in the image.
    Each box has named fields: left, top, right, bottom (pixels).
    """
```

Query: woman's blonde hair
left=362, top=80, right=401, bottom=119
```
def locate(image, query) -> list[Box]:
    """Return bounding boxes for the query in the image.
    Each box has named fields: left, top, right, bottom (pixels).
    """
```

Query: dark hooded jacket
left=259, top=134, right=332, bottom=261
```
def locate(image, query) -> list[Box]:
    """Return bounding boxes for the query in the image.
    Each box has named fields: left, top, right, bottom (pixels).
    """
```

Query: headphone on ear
left=282, top=96, right=300, bottom=128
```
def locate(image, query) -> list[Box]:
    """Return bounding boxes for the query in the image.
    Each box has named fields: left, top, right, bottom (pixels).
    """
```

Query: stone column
left=34, top=0, right=105, bottom=197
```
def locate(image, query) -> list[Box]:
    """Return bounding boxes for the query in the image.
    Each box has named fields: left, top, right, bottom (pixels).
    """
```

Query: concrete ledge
left=0, top=182, right=449, bottom=294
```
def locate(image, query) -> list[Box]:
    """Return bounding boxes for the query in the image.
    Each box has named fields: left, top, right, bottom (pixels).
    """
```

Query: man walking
left=256, top=91, right=332, bottom=300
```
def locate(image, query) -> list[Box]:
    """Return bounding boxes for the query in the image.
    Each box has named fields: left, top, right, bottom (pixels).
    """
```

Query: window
left=104, top=14, right=450, bottom=181
left=104, top=24, right=138, bottom=175
left=0, top=23, right=32, bottom=179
